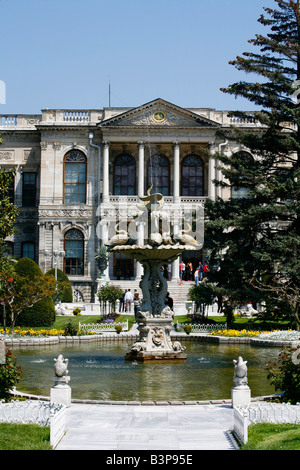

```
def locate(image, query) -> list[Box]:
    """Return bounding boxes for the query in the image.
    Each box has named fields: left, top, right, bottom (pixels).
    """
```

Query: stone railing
left=0, top=399, right=66, bottom=448
left=233, top=402, right=300, bottom=445
left=0, top=115, right=42, bottom=128
left=176, top=322, right=227, bottom=333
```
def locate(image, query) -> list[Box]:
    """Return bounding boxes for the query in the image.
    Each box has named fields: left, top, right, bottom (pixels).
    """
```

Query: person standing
left=181, top=261, right=186, bottom=281
left=165, top=292, right=173, bottom=310
left=198, top=262, right=204, bottom=282
left=119, top=290, right=126, bottom=312
left=124, top=289, right=134, bottom=313
left=133, top=290, right=140, bottom=319
left=194, top=267, right=199, bottom=286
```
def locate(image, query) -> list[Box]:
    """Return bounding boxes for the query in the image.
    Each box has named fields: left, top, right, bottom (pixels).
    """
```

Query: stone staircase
left=59, top=280, right=219, bottom=317
left=108, top=279, right=198, bottom=315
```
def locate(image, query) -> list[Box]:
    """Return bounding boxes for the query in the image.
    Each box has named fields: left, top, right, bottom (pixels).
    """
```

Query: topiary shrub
left=14, top=258, right=56, bottom=327
left=63, top=320, right=78, bottom=336
left=46, top=268, right=73, bottom=303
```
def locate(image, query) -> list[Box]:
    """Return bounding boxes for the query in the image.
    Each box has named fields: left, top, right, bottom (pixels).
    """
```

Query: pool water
left=12, top=341, right=279, bottom=401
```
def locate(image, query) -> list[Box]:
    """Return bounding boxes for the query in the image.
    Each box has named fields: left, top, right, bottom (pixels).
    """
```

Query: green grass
left=240, top=423, right=300, bottom=450
left=0, top=423, right=52, bottom=450
left=1, top=312, right=292, bottom=335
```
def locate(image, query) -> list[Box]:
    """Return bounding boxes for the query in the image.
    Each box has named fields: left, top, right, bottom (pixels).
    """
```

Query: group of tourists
left=118, top=288, right=174, bottom=318
left=179, top=260, right=210, bottom=285
left=119, top=289, right=140, bottom=316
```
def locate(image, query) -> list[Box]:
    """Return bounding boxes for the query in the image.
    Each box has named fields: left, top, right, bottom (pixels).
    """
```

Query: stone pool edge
left=2, top=331, right=300, bottom=349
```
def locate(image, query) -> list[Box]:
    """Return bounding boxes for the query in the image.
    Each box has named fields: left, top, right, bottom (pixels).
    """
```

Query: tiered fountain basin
left=109, top=244, right=199, bottom=362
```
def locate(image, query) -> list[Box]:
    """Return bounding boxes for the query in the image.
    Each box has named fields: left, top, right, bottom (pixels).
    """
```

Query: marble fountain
left=105, top=186, right=202, bottom=361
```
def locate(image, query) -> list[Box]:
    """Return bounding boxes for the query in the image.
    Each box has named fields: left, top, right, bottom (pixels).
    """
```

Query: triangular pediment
left=99, top=98, right=219, bottom=128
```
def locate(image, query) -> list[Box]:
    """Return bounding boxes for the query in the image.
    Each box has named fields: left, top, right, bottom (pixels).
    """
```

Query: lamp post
left=53, top=250, right=65, bottom=281
left=45, top=250, right=65, bottom=280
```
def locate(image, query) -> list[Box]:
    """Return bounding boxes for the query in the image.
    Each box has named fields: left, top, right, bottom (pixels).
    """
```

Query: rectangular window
left=22, top=242, right=35, bottom=260
left=22, top=173, right=36, bottom=207
left=64, top=162, right=86, bottom=203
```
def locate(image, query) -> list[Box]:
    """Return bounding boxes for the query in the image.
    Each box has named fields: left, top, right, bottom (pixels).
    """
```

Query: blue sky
left=1, top=0, right=276, bottom=114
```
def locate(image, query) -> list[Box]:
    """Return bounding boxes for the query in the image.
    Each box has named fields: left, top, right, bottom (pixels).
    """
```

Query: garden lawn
left=241, top=423, right=300, bottom=450
left=0, top=423, right=52, bottom=450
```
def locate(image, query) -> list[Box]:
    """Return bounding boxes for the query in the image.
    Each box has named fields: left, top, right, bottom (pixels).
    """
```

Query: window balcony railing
left=108, top=195, right=208, bottom=204
left=0, top=115, right=42, bottom=128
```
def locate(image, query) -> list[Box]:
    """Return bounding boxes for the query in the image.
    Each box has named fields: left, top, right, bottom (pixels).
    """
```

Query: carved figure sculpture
left=233, top=356, right=248, bottom=378
left=105, top=221, right=130, bottom=247
left=233, top=356, right=248, bottom=387
left=174, top=222, right=201, bottom=246
left=54, top=354, right=69, bottom=377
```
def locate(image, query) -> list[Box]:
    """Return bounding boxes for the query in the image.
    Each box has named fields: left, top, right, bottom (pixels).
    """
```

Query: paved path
left=55, top=403, right=238, bottom=451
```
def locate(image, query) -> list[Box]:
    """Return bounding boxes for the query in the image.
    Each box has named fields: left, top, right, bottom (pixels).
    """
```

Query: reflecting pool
left=12, top=341, right=280, bottom=402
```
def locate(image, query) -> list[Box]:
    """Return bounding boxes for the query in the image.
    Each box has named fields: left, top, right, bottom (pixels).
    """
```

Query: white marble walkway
left=55, top=403, right=238, bottom=451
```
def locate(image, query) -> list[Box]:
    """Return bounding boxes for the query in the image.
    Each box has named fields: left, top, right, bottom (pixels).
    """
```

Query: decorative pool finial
left=233, top=356, right=248, bottom=386
left=54, top=354, right=69, bottom=378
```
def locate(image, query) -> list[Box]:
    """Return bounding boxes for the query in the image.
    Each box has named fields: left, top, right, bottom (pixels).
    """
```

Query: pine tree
left=204, top=1, right=300, bottom=328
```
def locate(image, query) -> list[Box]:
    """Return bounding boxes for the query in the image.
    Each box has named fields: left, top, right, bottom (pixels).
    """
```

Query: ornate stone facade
left=0, top=98, right=260, bottom=302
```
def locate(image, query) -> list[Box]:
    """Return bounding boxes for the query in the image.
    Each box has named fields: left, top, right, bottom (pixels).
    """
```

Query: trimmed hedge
left=14, top=258, right=56, bottom=327
left=46, top=268, right=73, bottom=303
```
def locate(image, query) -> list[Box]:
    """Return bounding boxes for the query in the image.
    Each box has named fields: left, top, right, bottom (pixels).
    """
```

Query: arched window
left=113, top=154, right=136, bottom=195
left=147, top=154, right=170, bottom=196
left=181, top=155, right=204, bottom=196
left=64, top=229, right=84, bottom=275
left=64, top=150, right=87, bottom=204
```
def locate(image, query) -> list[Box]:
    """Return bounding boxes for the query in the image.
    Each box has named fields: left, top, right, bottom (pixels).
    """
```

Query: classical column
left=136, top=222, right=144, bottom=279
left=173, top=141, right=180, bottom=204
left=208, top=142, right=216, bottom=201
left=138, top=141, right=145, bottom=197
left=101, top=220, right=110, bottom=280
left=171, top=221, right=180, bottom=281
left=102, top=141, right=110, bottom=203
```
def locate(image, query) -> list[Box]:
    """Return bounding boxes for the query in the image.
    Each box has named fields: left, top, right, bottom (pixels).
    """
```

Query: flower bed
left=210, top=329, right=263, bottom=338
left=0, top=328, right=97, bottom=337
left=210, top=328, right=300, bottom=341
left=257, top=330, right=300, bottom=341
left=0, top=328, right=64, bottom=337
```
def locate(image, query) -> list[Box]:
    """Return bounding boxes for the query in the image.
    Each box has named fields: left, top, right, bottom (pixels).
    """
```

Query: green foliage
left=0, top=349, right=22, bottom=399
left=46, top=268, right=73, bottom=302
left=0, top=423, right=52, bottom=450
left=183, top=324, right=192, bottom=335
left=97, top=283, right=123, bottom=313
left=241, top=423, right=300, bottom=451
left=0, top=168, right=19, bottom=249
left=63, top=320, right=78, bottom=336
left=204, top=1, right=300, bottom=328
left=114, top=324, right=123, bottom=334
left=188, top=284, right=215, bottom=307
left=266, top=347, right=300, bottom=405
left=14, top=258, right=56, bottom=327
left=73, top=308, right=81, bottom=316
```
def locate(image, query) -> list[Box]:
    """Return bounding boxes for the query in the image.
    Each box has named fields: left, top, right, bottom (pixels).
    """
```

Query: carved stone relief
left=0, top=150, right=14, bottom=160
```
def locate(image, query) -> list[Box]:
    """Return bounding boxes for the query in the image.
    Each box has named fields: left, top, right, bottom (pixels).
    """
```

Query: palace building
left=0, top=98, right=261, bottom=302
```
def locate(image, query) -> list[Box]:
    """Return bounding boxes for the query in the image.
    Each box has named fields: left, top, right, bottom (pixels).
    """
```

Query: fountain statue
left=105, top=186, right=202, bottom=361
